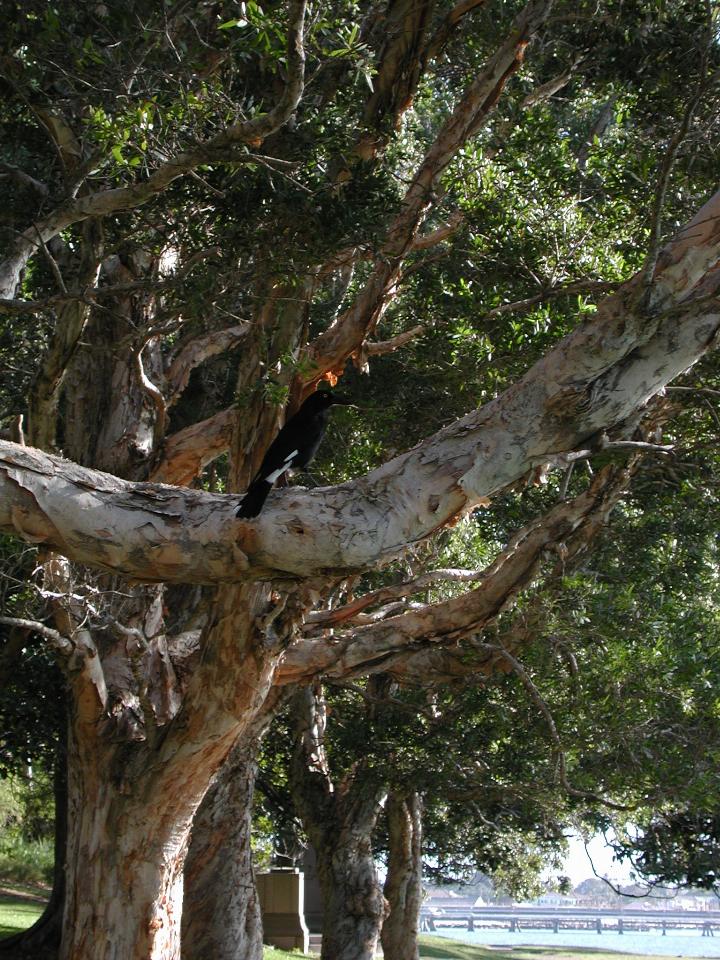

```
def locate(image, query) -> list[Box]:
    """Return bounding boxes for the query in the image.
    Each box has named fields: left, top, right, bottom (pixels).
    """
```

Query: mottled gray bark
left=182, top=736, right=264, bottom=960
left=290, top=688, right=387, bottom=960
left=381, top=792, right=423, bottom=960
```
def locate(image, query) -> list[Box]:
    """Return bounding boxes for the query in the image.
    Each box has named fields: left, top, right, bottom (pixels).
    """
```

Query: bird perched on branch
left=237, top=390, right=353, bottom=519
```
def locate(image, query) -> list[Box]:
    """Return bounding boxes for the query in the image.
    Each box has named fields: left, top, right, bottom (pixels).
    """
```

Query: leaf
left=218, top=18, right=247, bottom=30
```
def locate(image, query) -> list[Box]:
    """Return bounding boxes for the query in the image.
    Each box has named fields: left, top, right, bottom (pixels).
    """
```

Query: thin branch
left=530, top=436, right=673, bottom=472
left=305, top=0, right=555, bottom=382
left=479, top=279, right=619, bottom=324
left=305, top=567, right=487, bottom=629
left=165, top=323, right=250, bottom=407
left=409, top=211, right=465, bottom=251
left=325, top=679, right=438, bottom=719
left=0, top=1, right=306, bottom=299
left=480, top=642, right=631, bottom=810
left=0, top=615, right=73, bottom=655
left=135, top=342, right=168, bottom=445
left=32, top=223, right=67, bottom=294
left=0, top=163, right=49, bottom=197
left=424, top=0, right=489, bottom=65
left=0, top=246, right=221, bottom=315
left=666, top=385, right=720, bottom=397
left=641, top=17, right=715, bottom=297
left=364, top=324, right=426, bottom=357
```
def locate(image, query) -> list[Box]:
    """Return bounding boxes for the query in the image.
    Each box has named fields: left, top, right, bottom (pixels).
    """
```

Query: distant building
left=535, top=892, right=578, bottom=906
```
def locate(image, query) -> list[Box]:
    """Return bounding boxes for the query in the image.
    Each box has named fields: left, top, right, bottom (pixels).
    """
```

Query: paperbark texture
left=381, top=792, right=424, bottom=960
left=182, top=736, right=264, bottom=960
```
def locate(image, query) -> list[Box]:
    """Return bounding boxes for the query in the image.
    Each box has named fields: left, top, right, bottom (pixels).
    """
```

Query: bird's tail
left=236, top=480, right=272, bottom=519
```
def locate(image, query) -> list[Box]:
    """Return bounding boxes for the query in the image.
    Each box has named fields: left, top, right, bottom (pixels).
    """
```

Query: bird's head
left=305, top=389, right=355, bottom=410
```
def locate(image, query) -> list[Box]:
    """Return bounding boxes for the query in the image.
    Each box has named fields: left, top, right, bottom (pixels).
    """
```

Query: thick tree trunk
left=381, top=791, right=423, bottom=960
left=61, top=722, right=199, bottom=960
left=62, top=779, right=182, bottom=957
left=290, top=688, right=387, bottom=960
left=314, top=829, right=388, bottom=960
left=182, top=735, right=264, bottom=960
left=59, top=709, right=251, bottom=960
left=55, top=576, right=284, bottom=960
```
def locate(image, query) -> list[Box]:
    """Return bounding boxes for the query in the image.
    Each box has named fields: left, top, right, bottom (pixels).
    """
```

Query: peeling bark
left=150, top=408, right=237, bottom=487
left=58, top=581, right=283, bottom=960
left=381, top=791, right=423, bottom=960
left=182, top=735, right=264, bottom=960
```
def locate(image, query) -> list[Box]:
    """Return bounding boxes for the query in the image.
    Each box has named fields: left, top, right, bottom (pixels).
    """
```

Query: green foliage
left=0, top=832, right=53, bottom=886
left=262, top=948, right=313, bottom=960
left=0, top=775, right=54, bottom=886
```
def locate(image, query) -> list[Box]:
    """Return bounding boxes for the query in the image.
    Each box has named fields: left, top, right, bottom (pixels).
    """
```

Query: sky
left=561, top=832, right=634, bottom=886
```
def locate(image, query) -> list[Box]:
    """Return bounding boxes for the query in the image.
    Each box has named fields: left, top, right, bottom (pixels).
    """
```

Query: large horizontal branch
left=1, top=191, right=719, bottom=582
left=0, top=1, right=306, bottom=300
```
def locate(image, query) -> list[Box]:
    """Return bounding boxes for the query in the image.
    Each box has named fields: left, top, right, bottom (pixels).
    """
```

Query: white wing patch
left=265, top=449, right=299, bottom=484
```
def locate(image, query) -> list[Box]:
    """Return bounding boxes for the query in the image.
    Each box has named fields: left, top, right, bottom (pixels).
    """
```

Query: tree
left=1, top=1, right=719, bottom=958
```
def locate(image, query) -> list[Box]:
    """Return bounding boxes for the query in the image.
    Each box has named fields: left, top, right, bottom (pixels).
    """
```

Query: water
left=432, top=926, right=720, bottom=957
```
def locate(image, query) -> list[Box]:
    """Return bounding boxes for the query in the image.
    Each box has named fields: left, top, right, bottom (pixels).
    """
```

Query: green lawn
left=260, top=935, right=678, bottom=960
left=263, top=950, right=314, bottom=959
left=0, top=887, right=46, bottom=938
left=417, top=935, right=674, bottom=960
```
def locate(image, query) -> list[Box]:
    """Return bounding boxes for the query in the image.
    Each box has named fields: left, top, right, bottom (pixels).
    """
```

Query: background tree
left=0, top=1, right=719, bottom=959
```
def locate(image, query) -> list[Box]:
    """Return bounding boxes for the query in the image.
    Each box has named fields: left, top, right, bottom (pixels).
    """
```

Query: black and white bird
left=236, top=390, right=353, bottom=519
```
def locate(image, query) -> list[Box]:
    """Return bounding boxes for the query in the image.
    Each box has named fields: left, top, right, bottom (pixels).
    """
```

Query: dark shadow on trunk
left=182, top=734, right=264, bottom=960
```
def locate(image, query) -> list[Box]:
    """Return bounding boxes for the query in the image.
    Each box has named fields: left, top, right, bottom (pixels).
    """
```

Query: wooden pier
left=419, top=905, right=720, bottom=938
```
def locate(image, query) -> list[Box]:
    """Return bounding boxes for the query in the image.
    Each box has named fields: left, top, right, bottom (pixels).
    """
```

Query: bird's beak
left=331, top=395, right=357, bottom=407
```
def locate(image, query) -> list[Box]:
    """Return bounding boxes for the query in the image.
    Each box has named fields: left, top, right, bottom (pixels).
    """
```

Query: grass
left=0, top=884, right=47, bottom=938
left=416, top=935, right=678, bottom=960
left=259, top=936, right=678, bottom=959
left=0, top=832, right=54, bottom=886
left=263, top=950, right=315, bottom=959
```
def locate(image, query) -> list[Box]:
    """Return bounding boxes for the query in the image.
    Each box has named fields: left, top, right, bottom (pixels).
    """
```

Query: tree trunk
left=290, top=688, right=387, bottom=960
left=182, top=735, right=264, bottom=960
left=61, top=731, right=193, bottom=960
left=381, top=791, right=423, bottom=960
left=314, top=831, right=388, bottom=960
